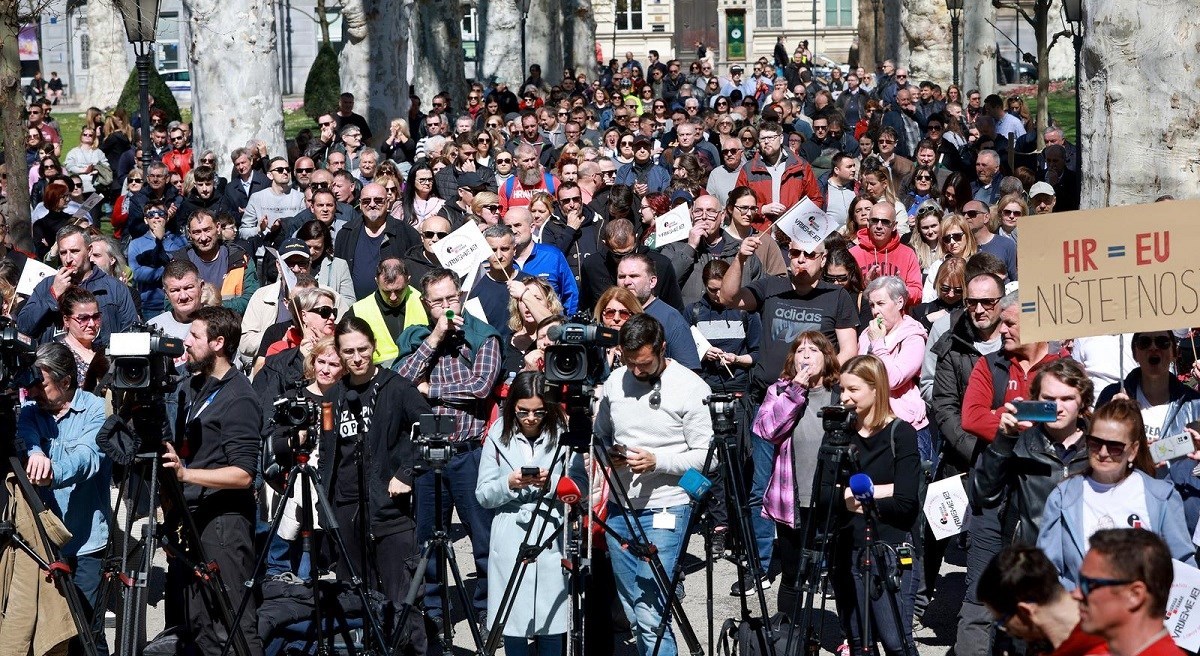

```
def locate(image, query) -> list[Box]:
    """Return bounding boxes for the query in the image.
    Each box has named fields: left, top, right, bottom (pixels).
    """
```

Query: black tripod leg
left=390, top=539, right=436, bottom=655
left=718, top=437, right=777, bottom=653
left=443, top=539, right=486, bottom=649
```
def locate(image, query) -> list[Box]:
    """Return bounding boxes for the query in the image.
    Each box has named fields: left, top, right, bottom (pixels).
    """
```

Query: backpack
left=503, top=173, right=558, bottom=200
left=716, top=613, right=799, bottom=656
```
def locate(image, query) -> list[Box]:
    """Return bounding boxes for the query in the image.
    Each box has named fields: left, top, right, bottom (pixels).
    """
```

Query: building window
left=756, top=0, right=782, bottom=28
left=80, top=33, right=89, bottom=70
left=156, top=11, right=180, bottom=70
left=462, top=6, right=478, bottom=62
left=825, top=0, right=853, bottom=27
left=616, top=0, right=642, bottom=31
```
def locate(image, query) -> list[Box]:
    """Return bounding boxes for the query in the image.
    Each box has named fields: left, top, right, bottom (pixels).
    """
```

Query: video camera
left=107, top=325, right=184, bottom=393
left=273, top=397, right=321, bottom=429
left=543, top=318, right=618, bottom=384
left=818, top=404, right=858, bottom=448
left=704, top=393, right=740, bottom=436
left=416, top=413, right=455, bottom=466
left=0, top=317, right=38, bottom=390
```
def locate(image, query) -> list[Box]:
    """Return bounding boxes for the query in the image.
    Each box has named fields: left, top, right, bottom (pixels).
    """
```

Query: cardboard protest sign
left=433, top=221, right=492, bottom=280
left=773, top=198, right=836, bottom=249
left=923, top=475, right=970, bottom=541
left=1018, top=200, right=1200, bottom=343
left=655, top=204, right=693, bottom=247
left=16, top=259, right=56, bottom=296
left=1166, top=560, right=1200, bottom=651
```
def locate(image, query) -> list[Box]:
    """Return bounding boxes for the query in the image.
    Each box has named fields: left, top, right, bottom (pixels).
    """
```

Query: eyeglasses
left=426, top=295, right=460, bottom=308
left=270, top=167, right=290, bottom=173
left=602, top=308, right=633, bottom=321
left=619, top=139, right=634, bottom=146
left=482, top=204, right=501, bottom=212
left=1133, top=335, right=1173, bottom=350
left=813, top=125, right=829, bottom=131
left=319, top=121, right=334, bottom=127
left=515, top=408, right=548, bottom=418
left=965, top=297, right=1001, bottom=309
left=732, top=204, right=757, bottom=213
left=476, top=137, right=491, bottom=143
left=306, top=306, right=337, bottom=320
left=127, top=177, right=144, bottom=184
left=1002, top=209, right=1022, bottom=217
left=940, top=285, right=963, bottom=295
left=868, top=218, right=895, bottom=226
left=823, top=273, right=849, bottom=284
left=422, top=230, right=449, bottom=239
left=1078, top=574, right=1134, bottom=598
left=915, top=175, right=934, bottom=182
left=1085, top=435, right=1129, bottom=457
left=69, top=313, right=102, bottom=324
left=600, top=170, right=617, bottom=177
left=964, top=209, right=987, bottom=218
left=927, top=124, right=944, bottom=131
left=789, top=249, right=825, bottom=260
left=344, top=132, right=361, bottom=139
left=361, top=197, right=387, bottom=206
left=82, top=132, right=95, bottom=137
left=759, top=133, right=782, bottom=141
left=415, top=177, right=434, bottom=183
left=942, top=232, right=965, bottom=243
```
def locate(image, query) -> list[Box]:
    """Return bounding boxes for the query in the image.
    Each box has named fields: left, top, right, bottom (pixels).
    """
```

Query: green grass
left=1015, top=88, right=1078, bottom=143
left=54, top=107, right=315, bottom=155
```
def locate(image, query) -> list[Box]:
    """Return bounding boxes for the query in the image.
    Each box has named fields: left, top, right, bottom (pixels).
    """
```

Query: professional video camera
left=543, top=318, right=619, bottom=384
left=0, top=317, right=38, bottom=390
left=705, top=393, right=739, bottom=435
left=818, top=404, right=858, bottom=447
left=416, top=413, right=455, bottom=466
left=272, top=396, right=321, bottom=429
left=106, top=325, right=184, bottom=392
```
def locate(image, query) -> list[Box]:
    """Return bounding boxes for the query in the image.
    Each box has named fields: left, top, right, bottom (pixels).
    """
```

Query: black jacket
left=402, top=244, right=440, bottom=286
left=931, top=309, right=995, bottom=473
left=318, top=368, right=431, bottom=537
left=540, top=209, right=605, bottom=289
left=177, top=190, right=235, bottom=232
left=173, top=367, right=261, bottom=513
left=972, top=424, right=1089, bottom=546
left=578, top=244, right=684, bottom=315
left=224, top=170, right=271, bottom=217
left=333, top=214, right=421, bottom=265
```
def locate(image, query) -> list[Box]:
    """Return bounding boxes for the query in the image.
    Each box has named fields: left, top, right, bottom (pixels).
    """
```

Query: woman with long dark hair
left=940, top=172, right=973, bottom=214
left=56, top=285, right=108, bottom=393
left=476, top=371, right=587, bottom=656
left=403, top=163, right=445, bottom=228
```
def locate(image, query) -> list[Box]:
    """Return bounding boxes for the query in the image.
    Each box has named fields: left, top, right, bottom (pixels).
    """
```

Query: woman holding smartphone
left=832, top=355, right=921, bottom=656
left=476, top=371, right=587, bottom=656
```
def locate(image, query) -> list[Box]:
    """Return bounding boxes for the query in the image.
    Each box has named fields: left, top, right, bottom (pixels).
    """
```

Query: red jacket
left=735, top=152, right=824, bottom=231
left=162, top=147, right=193, bottom=178
left=1049, top=624, right=1108, bottom=656
left=848, top=229, right=923, bottom=304
left=962, top=349, right=1067, bottom=443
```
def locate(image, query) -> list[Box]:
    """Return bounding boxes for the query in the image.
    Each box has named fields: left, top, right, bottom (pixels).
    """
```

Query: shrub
left=117, top=65, right=183, bottom=124
left=304, top=42, right=342, bottom=121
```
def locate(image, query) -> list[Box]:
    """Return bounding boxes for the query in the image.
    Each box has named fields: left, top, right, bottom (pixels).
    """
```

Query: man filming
left=593, top=313, right=714, bottom=656
left=162, top=306, right=264, bottom=656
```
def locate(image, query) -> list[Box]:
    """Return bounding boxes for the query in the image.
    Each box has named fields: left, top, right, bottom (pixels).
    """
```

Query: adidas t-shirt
left=744, top=277, right=856, bottom=392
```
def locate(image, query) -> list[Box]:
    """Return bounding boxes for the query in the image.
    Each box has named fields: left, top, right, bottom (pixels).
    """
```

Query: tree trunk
left=900, top=0, right=952, bottom=84
left=1079, top=0, right=1200, bottom=207
left=410, top=0, right=467, bottom=110
left=83, top=0, right=129, bottom=109
left=564, top=0, right=595, bottom=77
left=1045, top=0, right=1073, bottom=79
left=478, top=0, right=522, bottom=87
left=315, top=0, right=330, bottom=47
left=183, top=0, right=285, bottom=162
left=882, top=0, right=901, bottom=63
left=1032, top=0, right=1050, bottom=150
left=0, top=0, right=31, bottom=225
left=526, top=0, right=563, bottom=83
left=339, top=0, right=408, bottom=144
left=963, top=0, right=996, bottom=93
left=856, top=0, right=878, bottom=74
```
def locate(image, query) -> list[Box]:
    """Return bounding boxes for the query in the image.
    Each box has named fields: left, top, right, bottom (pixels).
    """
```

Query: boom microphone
left=547, top=324, right=564, bottom=342
left=555, top=476, right=583, bottom=505
left=848, top=472, right=881, bottom=520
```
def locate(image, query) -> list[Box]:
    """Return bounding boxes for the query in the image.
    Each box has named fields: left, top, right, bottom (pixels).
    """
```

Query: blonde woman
left=506, top=277, right=564, bottom=360
left=382, top=117, right=415, bottom=165
left=907, top=202, right=944, bottom=275
left=471, top=191, right=502, bottom=225
left=922, top=214, right=979, bottom=302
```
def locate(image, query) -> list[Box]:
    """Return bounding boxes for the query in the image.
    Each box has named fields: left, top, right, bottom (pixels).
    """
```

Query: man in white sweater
left=593, top=313, right=714, bottom=656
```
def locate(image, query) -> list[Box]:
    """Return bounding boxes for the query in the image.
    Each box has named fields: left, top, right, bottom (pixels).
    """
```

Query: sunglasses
left=964, top=209, right=987, bottom=218
left=965, top=297, right=1000, bottom=309
left=70, top=313, right=103, bottom=324
left=128, top=177, right=144, bottom=183
left=482, top=204, right=501, bottom=212
left=877, top=139, right=897, bottom=145
left=1002, top=209, right=1022, bottom=217
left=868, top=218, right=895, bottom=226
left=496, top=158, right=513, bottom=164
left=1078, top=574, right=1134, bottom=598
left=915, top=175, right=934, bottom=182
left=942, top=232, right=965, bottom=243
left=602, top=308, right=632, bottom=320
left=1133, top=335, right=1173, bottom=350
left=294, top=167, right=315, bottom=173
left=270, top=167, right=290, bottom=173
left=1085, top=435, right=1130, bottom=457
left=515, top=409, right=548, bottom=418
left=361, top=197, right=387, bottom=206
left=927, top=124, right=944, bottom=131
left=720, top=148, right=742, bottom=156
left=940, top=285, right=963, bottom=295
left=422, top=230, right=449, bottom=239
left=559, top=196, right=582, bottom=204
left=306, top=306, right=337, bottom=320
left=823, top=273, right=849, bottom=284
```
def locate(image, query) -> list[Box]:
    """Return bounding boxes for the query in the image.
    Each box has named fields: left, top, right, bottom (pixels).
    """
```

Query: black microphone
left=547, top=324, right=564, bottom=342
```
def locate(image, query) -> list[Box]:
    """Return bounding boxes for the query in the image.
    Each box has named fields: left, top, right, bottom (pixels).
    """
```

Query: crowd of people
left=0, top=38, right=1189, bottom=656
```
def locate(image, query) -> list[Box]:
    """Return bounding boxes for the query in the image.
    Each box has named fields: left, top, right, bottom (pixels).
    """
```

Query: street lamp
left=946, top=0, right=963, bottom=88
left=870, top=0, right=881, bottom=70
left=1064, top=0, right=1083, bottom=183
left=117, top=0, right=162, bottom=179
left=518, top=0, right=532, bottom=89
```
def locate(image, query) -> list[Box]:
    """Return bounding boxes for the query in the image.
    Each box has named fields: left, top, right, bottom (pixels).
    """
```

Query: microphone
left=848, top=473, right=881, bottom=520
left=679, top=469, right=713, bottom=501
left=547, top=324, right=564, bottom=342
left=555, top=476, right=583, bottom=506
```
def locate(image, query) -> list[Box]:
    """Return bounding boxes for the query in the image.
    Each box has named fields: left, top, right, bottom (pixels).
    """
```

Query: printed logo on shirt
left=770, top=305, right=825, bottom=345
left=338, top=404, right=373, bottom=440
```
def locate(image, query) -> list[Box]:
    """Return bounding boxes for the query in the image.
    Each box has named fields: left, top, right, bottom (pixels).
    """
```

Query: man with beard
left=334, top=182, right=422, bottom=299
left=292, top=156, right=317, bottom=191
left=593, top=313, right=713, bottom=656
left=540, top=181, right=604, bottom=287
left=345, top=258, right=430, bottom=366
left=499, top=145, right=558, bottom=215
left=242, top=156, right=306, bottom=239
left=173, top=210, right=259, bottom=314
left=503, top=207, right=578, bottom=314
left=615, top=136, right=670, bottom=196
left=18, top=226, right=139, bottom=346
left=736, top=122, right=824, bottom=226
left=162, top=306, right=264, bottom=656
left=579, top=219, right=684, bottom=313
left=149, top=259, right=204, bottom=341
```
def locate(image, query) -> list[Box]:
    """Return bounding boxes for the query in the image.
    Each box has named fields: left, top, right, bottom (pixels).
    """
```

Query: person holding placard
left=660, top=194, right=764, bottom=307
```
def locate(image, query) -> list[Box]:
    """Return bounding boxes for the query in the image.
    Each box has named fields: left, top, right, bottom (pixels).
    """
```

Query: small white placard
left=433, top=221, right=493, bottom=279
left=1165, top=560, right=1200, bottom=651
left=924, top=474, right=970, bottom=541
left=16, top=259, right=57, bottom=297
left=654, top=204, right=693, bottom=247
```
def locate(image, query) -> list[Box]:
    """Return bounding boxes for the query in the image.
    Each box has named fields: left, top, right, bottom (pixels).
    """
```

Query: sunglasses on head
left=1133, top=335, right=1173, bottom=350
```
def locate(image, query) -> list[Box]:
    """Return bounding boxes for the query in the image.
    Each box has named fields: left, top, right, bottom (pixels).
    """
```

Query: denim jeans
left=68, top=551, right=109, bottom=656
left=748, top=432, right=778, bottom=574
left=503, top=634, right=565, bottom=656
left=832, top=544, right=918, bottom=656
left=606, top=503, right=692, bottom=656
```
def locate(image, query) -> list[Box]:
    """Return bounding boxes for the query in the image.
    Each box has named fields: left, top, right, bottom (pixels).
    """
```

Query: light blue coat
left=476, top=420, right=587, bottom=637
left=1037, top=470, right=1197, bottom=590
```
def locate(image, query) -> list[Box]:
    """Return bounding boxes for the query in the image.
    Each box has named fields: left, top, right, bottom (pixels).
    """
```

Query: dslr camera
left=107, top=325, right=184, bottom=393
left=818, top=404, right=858, bottom=448
left=543, top=319, right=619, bottom=384
left=0, top=317, right=38, bottom=390
left=273, top=396, right=321, bottom=428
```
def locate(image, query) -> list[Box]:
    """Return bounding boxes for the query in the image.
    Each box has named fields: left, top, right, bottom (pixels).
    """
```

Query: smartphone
left=1150, top=433, right=1194, bottom=464
left=609, top=444, right=628, bottom=459
left=1013, top=401, right=1057, bottom=423
left=521, top=466, right=540, bottom=478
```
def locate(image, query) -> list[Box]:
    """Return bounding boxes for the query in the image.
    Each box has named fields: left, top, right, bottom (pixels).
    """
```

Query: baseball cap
left=730, top=65, right=744, bottom=74
left=631, top=135, right=653, bottom=150
left=457, top=170, right=489, bottom=191
left=279, top=238, right=311, bottom=261
left=1029, top=181, right=1056, bottom=198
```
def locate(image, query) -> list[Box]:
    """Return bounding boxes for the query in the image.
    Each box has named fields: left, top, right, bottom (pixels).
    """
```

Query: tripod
left=390, top=436, right=485, bottom=655
left=219, top=431, right=392, bottom=656
left=589, top=443, right=703, bottom=656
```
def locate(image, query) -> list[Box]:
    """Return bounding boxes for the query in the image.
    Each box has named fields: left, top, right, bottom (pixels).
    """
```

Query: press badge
left=652, top=509, right=676, bottom=530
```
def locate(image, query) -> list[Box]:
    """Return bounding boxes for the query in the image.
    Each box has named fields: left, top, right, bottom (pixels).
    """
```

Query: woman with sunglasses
left=910, top=256, right=963, bottom=331
left=824, top=248, right=873, bottom=331
left=476, top=370, right=586, bottom=656
left=402, top=163, right=445, bottom=228
left=613, top=133, right=635, bottom=166
left=974, top=359, right=1093, bottom=552
left=1096, top=331, right=1200, bottom=444
left=593, top=286, right=644, bottom=378
left=475, top=129, right=499, bottom=169
left=903, top=166, right=940, bottom=220
left=1037, top=397, right=1195, bottom=590
left=993, top=192, right=1027, bottom=241
left=471, top=191, right=503, bottom=226
left=55, top=286, right=108, bottom=393
left=65, top=125, right=106, bottom=195
left=921, top=214, right=978, bottom=302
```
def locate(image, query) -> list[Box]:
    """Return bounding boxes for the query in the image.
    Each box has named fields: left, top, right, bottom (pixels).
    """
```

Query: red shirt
left=961, top=349, right=1067, bottom=443
left=1051, top=624, right=1108, bottom=656
left=1134, top=633, right=1185, bottom=656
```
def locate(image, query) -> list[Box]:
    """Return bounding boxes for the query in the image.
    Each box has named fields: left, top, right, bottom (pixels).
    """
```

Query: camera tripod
left=218, top=420, right=392, bottom=656
left=94, top=396, right=254, bottom=656
left=390, top=426, right=486, bottom=655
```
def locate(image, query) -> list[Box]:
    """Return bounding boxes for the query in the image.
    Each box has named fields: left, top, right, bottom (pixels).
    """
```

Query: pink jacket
left=754, top=379, right=808, bottom=527
left=858, top=314, right=928, bottom=430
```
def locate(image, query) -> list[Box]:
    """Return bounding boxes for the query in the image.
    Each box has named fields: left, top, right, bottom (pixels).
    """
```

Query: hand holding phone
left=1012, top=401, right=1057, bottom=423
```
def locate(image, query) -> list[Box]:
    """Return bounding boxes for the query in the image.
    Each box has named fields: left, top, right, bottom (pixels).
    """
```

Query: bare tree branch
left=1048, top=29, right=1073, bottom=53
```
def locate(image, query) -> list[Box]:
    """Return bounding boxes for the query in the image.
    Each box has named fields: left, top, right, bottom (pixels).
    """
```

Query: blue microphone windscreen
left=848, top=473, right=874, bottom=498
left=679, top=469, right=713, bottom=500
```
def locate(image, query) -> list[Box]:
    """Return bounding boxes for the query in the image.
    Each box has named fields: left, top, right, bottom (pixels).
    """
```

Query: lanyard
left=187, top=386, right=220, bottom=424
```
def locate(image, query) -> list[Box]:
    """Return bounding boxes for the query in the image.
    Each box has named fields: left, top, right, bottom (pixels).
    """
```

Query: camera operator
left=16, top=342, right=111, bottom=656
left=833, top=354, right=921, bottom=656
left=320, top=317, right=430, bottom=652
left=162, top=305, right=264, bottom=656
left=593, top=313, right=713, bottom=656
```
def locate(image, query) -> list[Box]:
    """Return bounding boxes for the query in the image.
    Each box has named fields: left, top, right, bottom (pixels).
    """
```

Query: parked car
left=997, top=53, right=1037, bottom=84
left=159, top=68, right=191, bottom=103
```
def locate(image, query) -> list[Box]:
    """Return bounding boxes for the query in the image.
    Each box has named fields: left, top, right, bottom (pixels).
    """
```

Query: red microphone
left=555, top=476, right=583, bottom=506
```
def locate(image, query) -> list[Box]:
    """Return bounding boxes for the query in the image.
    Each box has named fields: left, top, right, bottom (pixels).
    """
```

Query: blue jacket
left=17, top=267, right=140, bottom=346
left=615, top=160, right=671, bottom=193
left=1037, top=470, right=1196, bottom=590
left=519, top=242, right=580, bottom=315
left=17, top=389, right=111, bottom=556
left=128, top=231, right=189, bottom=315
